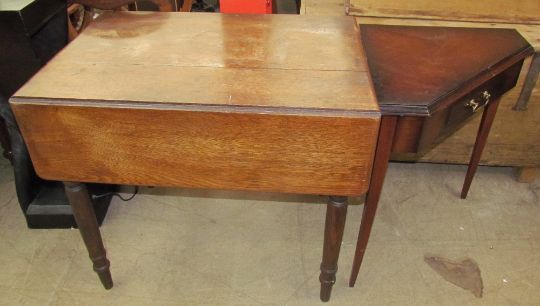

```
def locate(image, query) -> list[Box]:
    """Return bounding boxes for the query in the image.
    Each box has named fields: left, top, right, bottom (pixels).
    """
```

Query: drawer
left=392, top=59, right=524, bottom=155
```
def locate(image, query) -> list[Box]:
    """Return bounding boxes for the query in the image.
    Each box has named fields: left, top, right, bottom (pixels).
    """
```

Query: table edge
left=10, top=96, right=381, bottom=119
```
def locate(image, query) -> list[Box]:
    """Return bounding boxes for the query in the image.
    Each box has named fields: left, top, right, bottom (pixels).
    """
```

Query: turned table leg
left=319, top=196, right=348, bottom=302
left=64, top=182, right=113, bottom=289
left=350, top=116, right=397, bottom=287
left=461, top=98, right=501, bottom=199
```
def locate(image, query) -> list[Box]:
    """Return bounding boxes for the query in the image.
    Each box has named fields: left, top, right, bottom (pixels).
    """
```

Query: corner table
left=10, top=12, right=380, bottom=302
left=350, top=25, right=533, bottom=286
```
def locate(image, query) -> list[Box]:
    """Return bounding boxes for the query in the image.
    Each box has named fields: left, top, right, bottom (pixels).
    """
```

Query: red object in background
left=220, top=0, right=272, bottom=14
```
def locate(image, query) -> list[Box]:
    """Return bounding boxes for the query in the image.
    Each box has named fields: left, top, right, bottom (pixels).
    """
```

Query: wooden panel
left=355, top=17, right=540, bottom=167
left=11, top=103, right=380, bottom=196
left=348, top=0, right=540, bottom=24
left=15, top=12, right=377, bottom=112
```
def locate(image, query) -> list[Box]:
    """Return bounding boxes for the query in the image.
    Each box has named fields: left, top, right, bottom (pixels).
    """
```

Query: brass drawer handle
left=465, top=90, right=491, bottom=113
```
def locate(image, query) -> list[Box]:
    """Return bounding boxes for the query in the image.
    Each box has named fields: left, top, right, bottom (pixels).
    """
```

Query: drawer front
left=12, top=103, right=379, bottom=196
left=417, top=59, right=524, bottom=152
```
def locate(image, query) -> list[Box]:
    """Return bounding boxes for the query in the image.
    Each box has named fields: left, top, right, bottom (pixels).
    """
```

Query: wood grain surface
left=360, top=25, right=533, bottom=115
left=14, top=12, right=377, bottom=112
left=11, top=103, right=379, bottom=196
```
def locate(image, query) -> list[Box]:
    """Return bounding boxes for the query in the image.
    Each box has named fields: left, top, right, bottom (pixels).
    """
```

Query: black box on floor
left=25, top=182, right=114, bottom=229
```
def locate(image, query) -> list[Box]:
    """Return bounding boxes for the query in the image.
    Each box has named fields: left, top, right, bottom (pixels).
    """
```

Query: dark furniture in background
left=0, top=0, right=113, bottom=228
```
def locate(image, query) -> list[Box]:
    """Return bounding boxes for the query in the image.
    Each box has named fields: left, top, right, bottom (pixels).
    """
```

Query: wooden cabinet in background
left=346, top=0, right=540, bottom=24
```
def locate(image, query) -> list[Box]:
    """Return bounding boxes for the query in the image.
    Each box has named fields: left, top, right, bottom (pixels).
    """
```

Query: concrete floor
left=0, top=157, right=538, bottom=305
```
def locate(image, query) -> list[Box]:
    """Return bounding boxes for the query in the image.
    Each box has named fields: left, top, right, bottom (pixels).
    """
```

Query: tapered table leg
left=350, top=116, right=397, bottom=287
left=319, top=196, right=348, bottom=302
left=461, top=98, right=501, bottom=199
left=64, top=182, right=113, bottom=289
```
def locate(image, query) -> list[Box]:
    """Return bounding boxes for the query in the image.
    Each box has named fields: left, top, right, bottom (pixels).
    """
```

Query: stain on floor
left=424, top=254, right=484, bottom=298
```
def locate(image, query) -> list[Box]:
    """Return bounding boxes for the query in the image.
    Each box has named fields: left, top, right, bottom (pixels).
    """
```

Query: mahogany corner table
left=349, top=25, right=534, bottom=286
left=10, top=12, right=380, bottom=302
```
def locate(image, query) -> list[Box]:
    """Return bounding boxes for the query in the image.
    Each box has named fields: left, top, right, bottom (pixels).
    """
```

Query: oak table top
left=14, top=12, right=377, bottom=112
left=10, top=12, right=380, bottom=302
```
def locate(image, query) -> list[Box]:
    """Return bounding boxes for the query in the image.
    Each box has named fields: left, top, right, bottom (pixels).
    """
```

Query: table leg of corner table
left=64, top=181, right=113, bottom=289
left=349, top=116, right=397, bottom=287
left=461, top=97, right=501, bottom=199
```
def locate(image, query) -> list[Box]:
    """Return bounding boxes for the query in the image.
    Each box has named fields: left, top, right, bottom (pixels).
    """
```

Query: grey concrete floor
left=0, top=156, right=538, bottom=305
